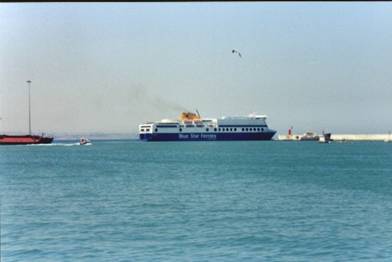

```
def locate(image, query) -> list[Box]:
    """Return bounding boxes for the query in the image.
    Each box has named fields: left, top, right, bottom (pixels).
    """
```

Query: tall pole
left=27, top=80, right=32, bottom=135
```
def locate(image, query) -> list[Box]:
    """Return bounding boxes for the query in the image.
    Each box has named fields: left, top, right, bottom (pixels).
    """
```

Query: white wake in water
left=27, top=142, right=92, bottom=147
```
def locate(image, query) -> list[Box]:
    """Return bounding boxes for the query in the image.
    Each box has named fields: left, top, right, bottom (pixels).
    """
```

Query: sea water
left=1, top=140, right=392, bottom=261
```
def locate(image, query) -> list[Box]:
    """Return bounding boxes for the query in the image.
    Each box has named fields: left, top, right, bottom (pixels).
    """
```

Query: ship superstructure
left=139, top=112, right=276, bottom=141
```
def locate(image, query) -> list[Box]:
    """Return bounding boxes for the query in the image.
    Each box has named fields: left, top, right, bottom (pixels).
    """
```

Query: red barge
left=0, top=134, right=53, bottom=145
left=0, top=80, right=54, bottom=145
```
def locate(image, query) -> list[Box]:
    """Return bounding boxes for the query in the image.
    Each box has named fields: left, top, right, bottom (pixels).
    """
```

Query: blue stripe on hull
left=139, top=132, right=276, bottom=141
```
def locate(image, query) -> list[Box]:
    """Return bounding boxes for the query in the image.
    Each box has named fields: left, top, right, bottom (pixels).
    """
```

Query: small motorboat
left=319, top=133, right=333, bottom=143
left=79, top=137, right=91, bottom=145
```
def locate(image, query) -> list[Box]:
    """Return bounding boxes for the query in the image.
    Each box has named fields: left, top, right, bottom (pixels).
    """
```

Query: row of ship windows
left=209, top=127, right=265, bottom=132
left=140, top=127, right=265, bottom=132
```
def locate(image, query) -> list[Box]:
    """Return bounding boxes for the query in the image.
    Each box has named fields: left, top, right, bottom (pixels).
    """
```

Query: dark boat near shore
left=0, top=134, right=53, bottom=145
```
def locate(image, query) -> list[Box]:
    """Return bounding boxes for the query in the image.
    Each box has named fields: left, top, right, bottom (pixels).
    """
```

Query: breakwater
left=278, top=133, right=391, bottom=142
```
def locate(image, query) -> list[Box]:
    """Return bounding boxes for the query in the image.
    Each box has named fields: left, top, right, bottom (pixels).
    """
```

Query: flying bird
left=232, top=49, right=242, bottom=58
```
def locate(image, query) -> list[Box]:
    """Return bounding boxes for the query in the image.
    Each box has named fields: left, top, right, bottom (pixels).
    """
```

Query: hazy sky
left=1, top=3, right=391, bottom=135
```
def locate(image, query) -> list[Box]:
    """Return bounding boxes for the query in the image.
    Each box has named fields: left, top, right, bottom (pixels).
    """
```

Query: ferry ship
left=139, top=112, right=276, bottom=141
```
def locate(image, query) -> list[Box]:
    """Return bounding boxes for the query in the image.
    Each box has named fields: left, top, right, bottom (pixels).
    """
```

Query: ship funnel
left=179, top=111, right=201, bottom=121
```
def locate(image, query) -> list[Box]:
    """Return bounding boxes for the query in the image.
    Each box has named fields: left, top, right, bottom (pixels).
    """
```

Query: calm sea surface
left=1, top=140, right=392, bottom=261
